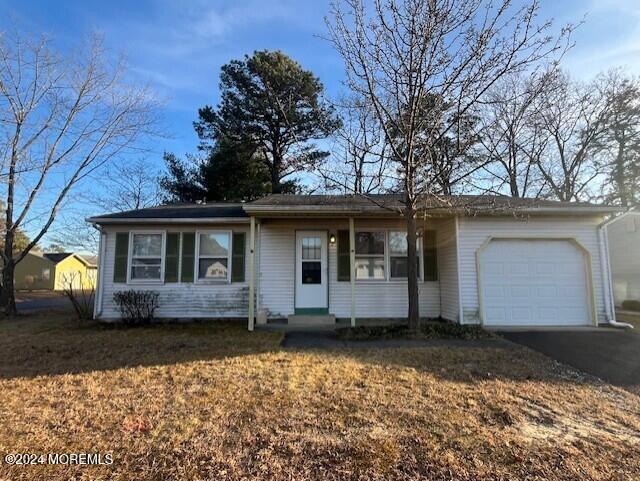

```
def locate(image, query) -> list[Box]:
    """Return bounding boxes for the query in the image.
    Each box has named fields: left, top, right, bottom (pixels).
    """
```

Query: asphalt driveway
left=500, top=328, right=640, bottom=390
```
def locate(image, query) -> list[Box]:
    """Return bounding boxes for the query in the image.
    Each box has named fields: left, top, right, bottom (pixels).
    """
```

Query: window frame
left=195, top=230, right=232, bottom=284
left=354, top=230, right=387, bottom=281
left=388, top=230, right=423, bottom=281
left=127, top=230, right=166, bottom=284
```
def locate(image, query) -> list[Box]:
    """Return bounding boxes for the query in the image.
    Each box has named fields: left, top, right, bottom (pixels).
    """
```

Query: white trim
left=455, top=216, right=464, bottom=324
left=177, top=233, right=183, bottom=283
left=599, top=208, right=638, bottom=229
left=127, top=230, right=166, bottom=284
left=195, top=230, right=232, bottom=284
left=243, top=205, right=621, bottom=216
left=248, top=217, right=256, bottom=331
left=88, top=217, right=250, bottom=225
left=349, top=217, right=356, bottom=326
left=351, top=228, right=427, bottom=282
left=93, top=228, right=106, bottom=319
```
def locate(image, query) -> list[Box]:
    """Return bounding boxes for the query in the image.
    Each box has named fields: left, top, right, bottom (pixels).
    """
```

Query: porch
left=244, top=215, right=456, bottom=330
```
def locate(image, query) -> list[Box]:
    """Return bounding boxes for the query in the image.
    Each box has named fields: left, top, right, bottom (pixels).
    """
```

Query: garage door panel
left=537, top=286, right=558, bottom=298
left=481, top=240, right=590, bottom=326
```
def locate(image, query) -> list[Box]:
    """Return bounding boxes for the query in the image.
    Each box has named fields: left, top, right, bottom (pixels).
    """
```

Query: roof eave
left=86, top=217, right=250, bottom=225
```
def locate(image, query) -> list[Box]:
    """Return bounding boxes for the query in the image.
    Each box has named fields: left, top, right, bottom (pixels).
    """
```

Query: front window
left=389, top=231, right=420, bottom=279
left=355, top=231, right=385, bottom=279
left=197, top=232, right=230, bottom=281
left=131, top=233, right=163, bottom=280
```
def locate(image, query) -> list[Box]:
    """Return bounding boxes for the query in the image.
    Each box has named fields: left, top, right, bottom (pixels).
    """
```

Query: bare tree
left=532, top=71, right=610, bottom=201
left=477, top=72, right=553, bottom=197
left=0, top=32, right=159, bottom=316
left=91, top=158, right=161, bottom=212
left=47, top=158, right=161, bottom=254
left=326, top=0, right=573, bottom=328
left=598, top=70, right=640, bottom=207
left=320, top=96, right=391, bottom=193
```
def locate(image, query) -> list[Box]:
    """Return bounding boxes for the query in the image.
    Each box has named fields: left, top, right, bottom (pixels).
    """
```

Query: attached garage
left=479, top=239, right=593, bottom=327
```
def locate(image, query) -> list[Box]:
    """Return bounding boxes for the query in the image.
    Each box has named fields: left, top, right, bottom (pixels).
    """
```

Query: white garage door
left=480, top=240, right=591, bottom=326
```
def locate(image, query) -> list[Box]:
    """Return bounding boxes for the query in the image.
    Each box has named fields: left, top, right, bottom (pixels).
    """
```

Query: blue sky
left=4, top=0, right=639, bottom=159
left=1, top=0, right=640, bottom=249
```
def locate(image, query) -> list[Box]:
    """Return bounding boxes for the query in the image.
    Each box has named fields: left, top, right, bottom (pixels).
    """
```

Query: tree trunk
left=406, top=207, right=420, bottom=330
left=0, top=260, right=17, bottom=317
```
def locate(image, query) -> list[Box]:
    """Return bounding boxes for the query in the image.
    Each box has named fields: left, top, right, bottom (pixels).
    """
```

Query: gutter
left=243, top=205, right=622, bottom=216
left=597, top=221, right=633, bottom=329
left=85, top=217, right=250, bottom=225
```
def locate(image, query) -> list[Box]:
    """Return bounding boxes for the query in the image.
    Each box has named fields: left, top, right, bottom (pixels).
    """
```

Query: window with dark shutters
left=423, top=230, right=438, bottom=281
left=113, top=232, right=129, bottom=283
left=337, top=230, right=350, bottom=281
left=164, top=233, right=180, bottom=282
left=180, top=233, right=195, bottom=282
left=231, top=232, right=246, bottom=282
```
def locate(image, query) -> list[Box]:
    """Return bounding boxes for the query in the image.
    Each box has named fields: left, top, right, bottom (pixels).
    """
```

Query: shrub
left=336, top=320, right=492, bottom=341
left=113, top=290, right=159, bottom=325
left=61, top=272, right=95, bottom=322
left=622, top=300, right=640, bottom=312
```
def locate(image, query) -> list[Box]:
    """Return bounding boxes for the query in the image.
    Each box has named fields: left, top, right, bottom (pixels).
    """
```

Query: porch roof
left=243, top=194, right=620, bottom=217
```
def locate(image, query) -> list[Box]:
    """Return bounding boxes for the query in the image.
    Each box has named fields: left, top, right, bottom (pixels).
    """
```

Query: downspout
left=92, top=224, right=106, bottom=319
left=598, top=222, right=633, bottom=329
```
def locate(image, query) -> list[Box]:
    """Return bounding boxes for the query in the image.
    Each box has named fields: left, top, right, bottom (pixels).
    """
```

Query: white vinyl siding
left=97, top=224, right=250, bottom=320
left=457, top=216, right=608, bottom=324
left=606, top=213, right=640, bottom=305
left=436, top=217, right=459, bottom=322
left=258, top=219, right=441, bottom=319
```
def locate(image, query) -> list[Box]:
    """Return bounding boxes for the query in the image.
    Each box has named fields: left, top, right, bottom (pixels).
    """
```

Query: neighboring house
left=42, top=253, right=97, bottom=290
left=604, top=210, right=640, bottom=306
left=12, top=252, right=56, bottom=290
left=87, top=194, right=622, bottom=329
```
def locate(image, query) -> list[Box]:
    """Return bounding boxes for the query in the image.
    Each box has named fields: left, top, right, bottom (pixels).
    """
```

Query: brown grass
left=1, top=310, right=639, bottom=480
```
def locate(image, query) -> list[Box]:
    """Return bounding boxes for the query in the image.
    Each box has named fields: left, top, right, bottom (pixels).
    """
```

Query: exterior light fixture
left=329, top=233, right=337, bottom=244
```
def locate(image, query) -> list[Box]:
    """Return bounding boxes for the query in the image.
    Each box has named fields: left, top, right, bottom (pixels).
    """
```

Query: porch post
left=349, top=217, right=356, bottom=327
left=248, top=216, right=256, bottom=331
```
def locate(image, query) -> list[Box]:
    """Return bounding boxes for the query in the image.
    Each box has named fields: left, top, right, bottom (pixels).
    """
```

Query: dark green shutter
left=337, top=230, right=350, bottom=281
left=231, top=232, right=246, bottom=282
left=165, top=233, right=180, bottom=282
left=423, top=230, right=438, bottom=281
left=181, top=232, right=195, bottom=282
left=113, top=232, right=129, bottom=283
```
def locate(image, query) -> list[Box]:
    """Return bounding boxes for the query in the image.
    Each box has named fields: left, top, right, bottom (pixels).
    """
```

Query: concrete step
left=287, top=314, right=336, bottom=326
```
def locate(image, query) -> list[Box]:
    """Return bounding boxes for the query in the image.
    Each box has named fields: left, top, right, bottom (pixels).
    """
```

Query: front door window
left=301, top=237, right=322, bottom=284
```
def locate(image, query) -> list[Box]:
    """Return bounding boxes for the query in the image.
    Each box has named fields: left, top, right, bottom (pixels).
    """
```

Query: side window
left=354, top=231, right=385, bottom=280
left=197, top=232, right=231, bottom=281
left=130, top=233, right=163, bottom=280
left=389, top=231, right=421, bottom=279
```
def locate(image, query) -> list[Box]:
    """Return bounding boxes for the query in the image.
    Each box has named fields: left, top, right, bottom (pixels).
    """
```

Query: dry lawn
left=0, top=311, right=639, bottom=481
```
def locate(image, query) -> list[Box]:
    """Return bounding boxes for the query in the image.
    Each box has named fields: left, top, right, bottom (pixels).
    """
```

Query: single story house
left=87, top=194, right=624, bottom=329
left=12, top=252, right=56, bottom=291
left=43, top=253, right=97, bottom=290
left=603, top=209, right=640, bottom=307
left=10, top=251, right=97, bottom=291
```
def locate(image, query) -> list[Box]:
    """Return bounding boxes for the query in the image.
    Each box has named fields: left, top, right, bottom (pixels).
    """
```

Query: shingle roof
left=43, top=253, right=73, bottom=264
left=246, top=194, right=609, bottom=212
left=87, top=194, right=619, bottom=224
left=88, top=203, right=247, bottom=221
left=80, top=255, right=98, bottom=267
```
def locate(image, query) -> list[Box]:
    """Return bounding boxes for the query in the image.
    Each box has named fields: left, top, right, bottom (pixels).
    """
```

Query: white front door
left=295, top=231, right=328, bottom=313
